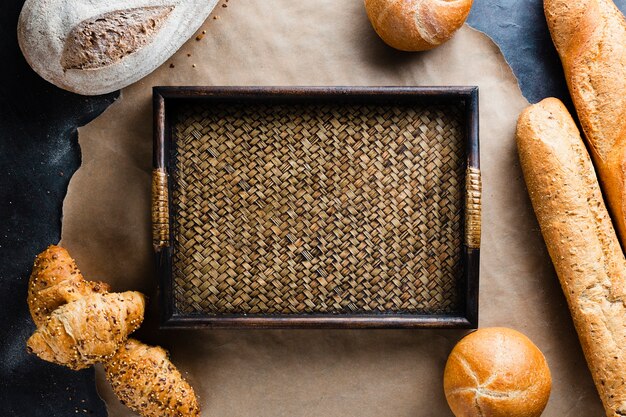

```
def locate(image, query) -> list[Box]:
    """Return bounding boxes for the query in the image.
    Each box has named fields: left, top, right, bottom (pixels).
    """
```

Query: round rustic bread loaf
left=18, top=0, right=219, bottom=95
left=443, top=327, right=551, bottom=417
left=364, top=0, right=473, bottom=51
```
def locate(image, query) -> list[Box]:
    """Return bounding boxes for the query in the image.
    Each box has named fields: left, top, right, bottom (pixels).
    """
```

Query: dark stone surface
left=0, top=1, right=117, bottom=416
left=2, top=0, right=624, bottom=416
left=467, top=0, right=626, bottom=105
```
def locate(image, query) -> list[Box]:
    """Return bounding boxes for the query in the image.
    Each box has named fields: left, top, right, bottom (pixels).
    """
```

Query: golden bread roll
left=517, top=98, right=626, bottom=417
left=104, top=339, right=200, bottom=417
left=28, top=245, right=110, bottom=326
left=544, top=0, right=626, bottom=250
left=443, top=327, right=551, bottom=417
left=364, top=0, right=473, bottom=51
left=27, top=291, right=145, bottom=370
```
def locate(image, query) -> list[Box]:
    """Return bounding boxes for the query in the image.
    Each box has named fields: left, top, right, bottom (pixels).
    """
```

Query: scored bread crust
left=27, top=291, right=145, bottom=370
left=104, top=339, right=200, bottom=417
left=17, top=0, right=219, bottom=95
left=517, top=98, right=626, bottom=417
left=28, top=245, right=110, bottom=327
left=544, top=0, right=626, bottom=252
left=443, top=327, right=551, bottom=417
left=364, top=0, right=473, bottom=51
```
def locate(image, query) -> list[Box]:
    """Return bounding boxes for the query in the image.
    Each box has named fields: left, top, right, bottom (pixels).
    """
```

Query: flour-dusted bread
left=105, top=339, right=200, bottom=417
left=544, top=0, right=626, bottom=251
left=517, top=98, right=626, bottom=417
left=28, top=245, right=110, bottom=327
left=364, top=0, right=473, bottom=51
left=27, top=292, right=145, bottom=370
left=17, top=0, right=219, bottom=95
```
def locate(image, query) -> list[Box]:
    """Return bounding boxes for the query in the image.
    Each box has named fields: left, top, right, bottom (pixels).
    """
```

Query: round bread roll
left=364, top=0, right=473, bottom=51
left=443, top=327, right=551, bottom=417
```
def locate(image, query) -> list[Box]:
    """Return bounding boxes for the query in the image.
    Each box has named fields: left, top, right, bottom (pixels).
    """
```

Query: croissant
left=104, top=339, right=200, bottom=417
left=27, top=292, right=145, bottom=370
left=28, top=245, right=110, bottom=326
left=26, top=246, right=197, bottom=417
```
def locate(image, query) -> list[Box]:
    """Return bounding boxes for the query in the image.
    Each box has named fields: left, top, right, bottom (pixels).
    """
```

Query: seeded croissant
left=104, top=339, right=200, bottom=417
left=28, top=245, right=110, bottom=326
left=27, top=292, right=145, bottom=370
left=25, top=246, right=196, bottom=417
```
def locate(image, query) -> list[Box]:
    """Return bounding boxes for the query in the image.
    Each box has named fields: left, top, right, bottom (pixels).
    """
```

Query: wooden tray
left=152, top=86, right=480, bottom=329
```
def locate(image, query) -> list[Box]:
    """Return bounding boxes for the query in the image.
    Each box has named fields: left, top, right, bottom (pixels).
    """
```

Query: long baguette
left=516, top=98, right=626, bottom=417
left=544, top=0, right=626, bottom=251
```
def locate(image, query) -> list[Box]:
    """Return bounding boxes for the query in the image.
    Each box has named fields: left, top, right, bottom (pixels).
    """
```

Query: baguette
left=544, top=0, right=626, bottom=251
left=516, top=98, right=626, bottom=417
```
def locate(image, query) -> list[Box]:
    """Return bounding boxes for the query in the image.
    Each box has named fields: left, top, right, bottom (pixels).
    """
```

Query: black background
left=1, top=1, right=624, bottom=416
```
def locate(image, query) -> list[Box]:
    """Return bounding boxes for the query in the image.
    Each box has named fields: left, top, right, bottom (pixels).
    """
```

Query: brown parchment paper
left=60, top=0, right=604, bottom=415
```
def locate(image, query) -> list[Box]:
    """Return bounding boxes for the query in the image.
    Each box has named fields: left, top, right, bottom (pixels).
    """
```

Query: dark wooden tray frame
left=153, top=86, right=480, bottom=329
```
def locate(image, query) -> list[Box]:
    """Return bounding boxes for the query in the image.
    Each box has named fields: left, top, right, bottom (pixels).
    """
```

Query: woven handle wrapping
left=152, top=168, right=169, bottom=250
left=465, top=167, right=481, bottom=249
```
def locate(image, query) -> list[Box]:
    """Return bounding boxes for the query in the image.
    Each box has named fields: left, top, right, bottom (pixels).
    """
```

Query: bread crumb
left=187, top=53, right=191, bottom=57
left=192, top=64, right=196, bottom=68
left=169, top=63, right=175, bottom=68
left=213, top=15, right=219, bottom=19
left=222, top=3, right=227, bottom=7
left=195, top=33, right=205, bottom=41
left=202, top=30, right=206, bottom=34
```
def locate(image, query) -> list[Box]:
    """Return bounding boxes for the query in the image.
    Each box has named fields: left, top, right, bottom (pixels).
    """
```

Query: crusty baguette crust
left=104, top=339, right=200, bottom=417
left=364, top=0, right=473, bottom=51
left=544, top=0, right=626, bottom=252
left=28, top=245, right=110, bottom=326
left=27, top=292, right=145, bottom=370
left=516, top=98, right=626, bottom=417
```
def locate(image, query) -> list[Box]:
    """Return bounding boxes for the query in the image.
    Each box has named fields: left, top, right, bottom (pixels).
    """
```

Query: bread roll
left=27, top=292, right=145, bottom=370
left=17, top=0, right=219, bottom=95
left=517, top=98, right=626, bottom=417
left=104, top=339, right=200, bottom=417
left=544, top=0, right=626, bottom=250
left=443, top=327, right=551, bottom=417
left=364, top=0, right=473, bottom=51
left=28, top=245, right=110, bottom=327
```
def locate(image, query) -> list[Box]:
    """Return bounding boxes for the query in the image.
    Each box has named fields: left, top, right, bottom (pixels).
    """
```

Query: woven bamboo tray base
left=170, top=102, right=465, bottom=316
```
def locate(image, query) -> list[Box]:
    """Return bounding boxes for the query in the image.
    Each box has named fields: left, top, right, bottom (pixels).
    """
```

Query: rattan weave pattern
left=171, top=103, right=465, bottom=315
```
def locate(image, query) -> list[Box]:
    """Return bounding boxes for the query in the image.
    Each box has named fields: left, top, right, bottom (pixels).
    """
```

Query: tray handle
left=152, top=167, right=170, bottom=250
left=465, top=166, right=481, bottom=249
